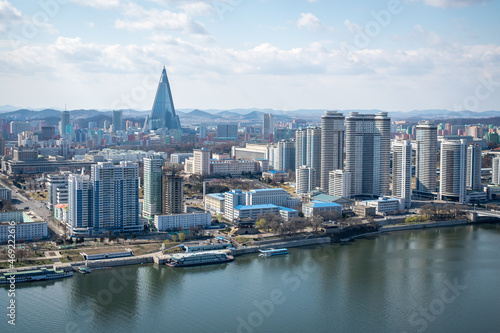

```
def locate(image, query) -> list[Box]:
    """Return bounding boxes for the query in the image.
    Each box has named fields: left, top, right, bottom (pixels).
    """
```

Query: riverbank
left=2, top=219, right=498, bottom=274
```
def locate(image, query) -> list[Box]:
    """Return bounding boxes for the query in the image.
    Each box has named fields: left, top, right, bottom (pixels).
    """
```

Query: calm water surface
left=2, top=224, right=500, bottom=333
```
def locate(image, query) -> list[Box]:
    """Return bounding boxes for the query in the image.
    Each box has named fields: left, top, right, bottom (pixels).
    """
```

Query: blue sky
left=0, top=0, right=499, bottom=112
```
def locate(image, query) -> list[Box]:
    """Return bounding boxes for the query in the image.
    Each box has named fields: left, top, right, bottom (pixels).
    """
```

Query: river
left=2, top=224, right=500, bottom=333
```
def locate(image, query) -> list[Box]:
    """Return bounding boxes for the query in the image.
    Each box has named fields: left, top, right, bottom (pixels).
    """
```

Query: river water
left=2, top=224, right=500, bottom=333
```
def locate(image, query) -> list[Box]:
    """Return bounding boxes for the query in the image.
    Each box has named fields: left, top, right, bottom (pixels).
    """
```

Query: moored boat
left=259, top=248, right=288, bottom=257
left=0, top=267, right=73, bottom=284
left=166, top=250, right=234, bottom=267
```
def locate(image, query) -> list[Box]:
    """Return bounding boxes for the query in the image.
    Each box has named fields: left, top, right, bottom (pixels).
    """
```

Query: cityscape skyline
left=1, top=1, right=499, bottom=112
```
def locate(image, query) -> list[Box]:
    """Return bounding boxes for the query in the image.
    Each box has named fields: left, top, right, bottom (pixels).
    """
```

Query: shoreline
left=1, top=219, right=498, bottom=276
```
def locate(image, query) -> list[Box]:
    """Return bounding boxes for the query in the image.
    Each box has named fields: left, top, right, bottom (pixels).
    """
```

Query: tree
left=255, top=218, right=269, bottom=231
left=319, top=210, right=341, bottom=222
left=131, top=233, right=137, bottom=239
left=178, top=233, right=186, bottom=242
left=310, top=215, right=324, bottom=233
left=171, top=234, right=178, bottom=242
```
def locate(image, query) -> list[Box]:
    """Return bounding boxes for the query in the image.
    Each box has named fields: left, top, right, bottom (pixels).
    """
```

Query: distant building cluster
left=3, top=66, right=500, bottom=241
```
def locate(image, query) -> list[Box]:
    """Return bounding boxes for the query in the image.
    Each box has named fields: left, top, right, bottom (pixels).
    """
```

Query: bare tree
left=310, top=215, right=324, bottom=233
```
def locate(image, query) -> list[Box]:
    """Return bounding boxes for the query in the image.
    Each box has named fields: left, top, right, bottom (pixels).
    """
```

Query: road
left=0, top=174, right=65, bottom=237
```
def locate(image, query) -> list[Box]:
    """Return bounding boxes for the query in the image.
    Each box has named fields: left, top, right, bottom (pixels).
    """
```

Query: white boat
left=166, top=250, right=234, bottom=267
left=259, top=248, right=288, bottom=257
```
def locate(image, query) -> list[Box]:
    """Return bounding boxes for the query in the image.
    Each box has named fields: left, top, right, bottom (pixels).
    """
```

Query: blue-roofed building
left=262, top=170, right=289, bottom=182
left=278, top=206, right=299, bottom=221
left=302, top=200, right=342, bottom=218
left=233, top=204, right=280, bottom=220
left=204, top=192, right=225, bottom=215
left=232, top=204, right=298, bottom=221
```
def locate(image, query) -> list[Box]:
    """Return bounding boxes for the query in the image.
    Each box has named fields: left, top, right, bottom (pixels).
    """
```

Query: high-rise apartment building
left=162, top=166, right=184, bottom=215
left=296, top=166, right=315, bottom=194
left=392, top=140, right=412, bottom=208
left=466, top=144, right=482, bottom=191
left=193, top=148, right=211, bottom=176
left=263, top=113, right=274, bottom=141
left=415, top=122, right=437, bottom=194
left=143, top=154, right=164, bottom=219
left=439, top=139, right=467, bottom=203
left=68, top=174, right=93, bottom=236
left=328, top=170, right=352, bottom=198
left=112, top=110, right=123, bottom=132
left=375, top=112, right=391, bottom=196
left=59, top=110, right=70, bottom=135
left=320, top=111, right=345, bottom=192
left=345, top=112, right=390, bottom=198
left=275, top=139, right=295, bottom=172
left=493, top=157, right=500, bottom=185
left=91, top=161, right=140, bottom=233
left=295, top=128, right=307, bottom=170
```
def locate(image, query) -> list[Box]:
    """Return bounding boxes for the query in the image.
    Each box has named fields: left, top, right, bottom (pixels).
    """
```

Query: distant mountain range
left=1, top=105, right=499, bottom=123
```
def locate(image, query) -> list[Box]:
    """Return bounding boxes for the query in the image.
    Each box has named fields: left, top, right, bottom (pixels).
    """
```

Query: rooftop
left=305, top=200, right=342, bottom=208
left=206, top=193, right=225, bottom=200
left=234, top=204, right=279, bottom=210
left=278, top=206, right=298, bottom=212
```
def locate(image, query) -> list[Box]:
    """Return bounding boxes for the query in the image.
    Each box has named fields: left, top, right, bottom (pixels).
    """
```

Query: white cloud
left=68, top=0, right=121, bottom=10
left=114, top=3, right=209, bottom=36
left=178, top=2, right=214, bottom=16
left=297, top=13, right=323, bottom=31
left=0, top=0, right=22, bottom=33
left=0, top=0, right=57, bottom=37
left=410, top=0, right=489, bottom=8
left=297, top=13, right=335, bottom=33
left=1, top=29, right=499, bottom=110
left=344, top=20, right=363, bottom=34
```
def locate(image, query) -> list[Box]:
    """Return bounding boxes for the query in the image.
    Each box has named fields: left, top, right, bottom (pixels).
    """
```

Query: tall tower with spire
left=149, top=67, right=181, bottom=131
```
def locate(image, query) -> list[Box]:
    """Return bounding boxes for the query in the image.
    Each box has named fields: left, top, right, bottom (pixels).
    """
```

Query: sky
left=0, top=0, right=499, bottom=112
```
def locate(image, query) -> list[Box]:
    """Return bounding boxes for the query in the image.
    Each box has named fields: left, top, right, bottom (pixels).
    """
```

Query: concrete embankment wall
left=84, top=256, right=154, bottom=268
left=379, top=219, right=468, bottom=233
left=232, top=237, right=331, bottom=256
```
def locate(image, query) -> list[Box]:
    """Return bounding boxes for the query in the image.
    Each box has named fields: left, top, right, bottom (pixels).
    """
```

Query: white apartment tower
left=68, top=174, right=93, bottom=236
left=320, top=111, right=345, bottom=192
left=392, top=140, right=412, bottom=208
left=296, top=165, right=316, bottom=194
left=193, top=148, right=211, bottom=176
left=143, top=154, right=164, bottom=219
left=492, top=157, right=500, bottom=185
left=295, top=127, right=321, bottom=185
left=415, top=122, right=438, bottom=194
left=345, top=112, right=391, bottom=197
left=328, top=170, right=352, bottom=198
left=439, top=139, right=467, bottom=203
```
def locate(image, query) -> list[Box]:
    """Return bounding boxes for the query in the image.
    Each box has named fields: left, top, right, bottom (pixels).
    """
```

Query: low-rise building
left=262, top=170, right=290, bottom=182
left=278, top=206, right=299, bottom=221
left=155, top=212, right=211, bottom=231
left=233, top=204, right=280, bottom=220
left=302, top=200, right=342, bottom=218
left=0, top=211, right=47, bottom=242
left=352, top=205, right=376, bottom=217
left=54, top=203, right=69, bottom=223
left=204, top=193, right=225, bottom=215
left=358, top=198, right=404, bottom=215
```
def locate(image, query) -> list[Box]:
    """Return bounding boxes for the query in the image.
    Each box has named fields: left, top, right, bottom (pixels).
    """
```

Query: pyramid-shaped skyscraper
left=148, top=67, right=181, bottom=131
